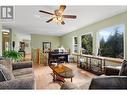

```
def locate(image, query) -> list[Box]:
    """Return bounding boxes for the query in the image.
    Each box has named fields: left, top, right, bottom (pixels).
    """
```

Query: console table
left=79, top=54, right=105, bottom=75
left=73, top=53, right=123, bottom=75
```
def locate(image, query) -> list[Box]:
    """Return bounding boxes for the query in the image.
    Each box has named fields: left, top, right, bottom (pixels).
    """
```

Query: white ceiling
left=2, top=6, right=127, bottom=36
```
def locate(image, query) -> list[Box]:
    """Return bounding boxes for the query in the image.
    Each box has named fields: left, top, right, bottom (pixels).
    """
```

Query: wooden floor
left=33, top=63, right=96, bottom=89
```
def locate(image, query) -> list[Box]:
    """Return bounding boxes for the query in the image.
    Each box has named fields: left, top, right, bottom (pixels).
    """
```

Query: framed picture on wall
left=42, top=42, right=51, bottom=53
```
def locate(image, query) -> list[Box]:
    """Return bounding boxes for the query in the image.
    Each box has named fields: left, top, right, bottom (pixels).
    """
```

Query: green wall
left=0, top=20, right=2, bottom=56
left=31, top=34, right=61, bottom=50
left=61, top=11, right=127, bottom=60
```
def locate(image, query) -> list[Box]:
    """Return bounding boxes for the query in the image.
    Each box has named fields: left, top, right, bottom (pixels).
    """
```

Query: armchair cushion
left=13, top=68, right=32, bottom=77
left=0, top=64, right=15, bottom=82
left=15, top=73, right=33, bottom=79
left=0, top=70, right=6, bottom=82
left=0, top=76, right=35, bottom=89
left=119, top=60, right=127, bottom=76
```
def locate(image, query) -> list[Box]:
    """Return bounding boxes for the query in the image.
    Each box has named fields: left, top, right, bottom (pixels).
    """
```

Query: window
left=81, top=34, right=93, bottom=54
left=99, top=24, right=124, bottom=59
left=73, top=36, right=78, bottom=53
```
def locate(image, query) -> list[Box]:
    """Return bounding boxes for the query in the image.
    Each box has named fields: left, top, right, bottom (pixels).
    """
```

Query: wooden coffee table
left=50, top=64, right=74, bottom=82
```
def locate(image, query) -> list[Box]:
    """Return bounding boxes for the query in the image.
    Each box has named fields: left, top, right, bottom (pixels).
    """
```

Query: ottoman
left=60, top=82, right=78, bottom=89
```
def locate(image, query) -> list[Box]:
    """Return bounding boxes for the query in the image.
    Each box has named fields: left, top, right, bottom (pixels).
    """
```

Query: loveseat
left=0, top=60, right=35, bottom=89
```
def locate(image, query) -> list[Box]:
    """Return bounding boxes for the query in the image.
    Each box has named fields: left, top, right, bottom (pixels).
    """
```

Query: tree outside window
left=99, top=24, right=124, bottom=59
left=81, top=34, right=93, bottom=54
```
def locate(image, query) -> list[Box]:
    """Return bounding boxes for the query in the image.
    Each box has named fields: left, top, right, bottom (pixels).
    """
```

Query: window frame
left=97, top=24, right=125, bottom=59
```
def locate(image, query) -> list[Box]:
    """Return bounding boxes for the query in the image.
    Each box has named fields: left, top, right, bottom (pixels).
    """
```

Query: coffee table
left=50, top=64, right=74, bottom=82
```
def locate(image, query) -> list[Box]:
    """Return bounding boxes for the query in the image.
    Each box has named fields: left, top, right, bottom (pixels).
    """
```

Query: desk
left=48, top=52, right=69, bottom=64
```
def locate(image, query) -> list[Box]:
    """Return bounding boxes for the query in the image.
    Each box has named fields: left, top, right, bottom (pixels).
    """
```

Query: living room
left=0, top=5, right=127, bottom=90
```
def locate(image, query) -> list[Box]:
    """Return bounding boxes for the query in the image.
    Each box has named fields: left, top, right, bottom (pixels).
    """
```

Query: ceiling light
left=3, top=32, right=9, bottom=35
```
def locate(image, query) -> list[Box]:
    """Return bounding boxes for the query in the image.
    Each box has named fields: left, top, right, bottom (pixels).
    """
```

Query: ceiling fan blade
left=39, top=10, right=54, bottom=15
left=46, top=18, right=53, bottom=23
left=59, top=5, right=66, bottom=13
left=61, top=21, right=65, bottom=25
left=63, top=15, right=77, bottom=19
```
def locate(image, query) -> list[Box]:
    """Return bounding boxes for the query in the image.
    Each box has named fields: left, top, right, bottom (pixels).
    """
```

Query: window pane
left=74, top=37, right=78, bottom=44
left=81, top=34, right=93, bottom=54
left=99, top=24, right=124, bottom=59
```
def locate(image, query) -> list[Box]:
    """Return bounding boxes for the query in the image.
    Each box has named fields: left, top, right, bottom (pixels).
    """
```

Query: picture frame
left=42, top=42, right=51, bottom=53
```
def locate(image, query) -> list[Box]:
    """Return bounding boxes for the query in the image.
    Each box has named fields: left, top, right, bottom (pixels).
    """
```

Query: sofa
left=89, top=60, right=127, bottom=89
left=0, top=60, right=35, bottom=89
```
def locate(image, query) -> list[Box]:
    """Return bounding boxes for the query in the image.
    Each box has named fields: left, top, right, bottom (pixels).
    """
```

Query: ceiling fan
left=39, top=5, right=77, bottom=25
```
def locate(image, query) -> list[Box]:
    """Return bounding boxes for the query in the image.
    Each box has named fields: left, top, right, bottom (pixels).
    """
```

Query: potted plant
left=3, top=50, right=23, bottom=62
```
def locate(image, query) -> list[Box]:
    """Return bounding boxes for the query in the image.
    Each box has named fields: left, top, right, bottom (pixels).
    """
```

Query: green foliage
left=3, top=50, right=23, bottom=62
left=81, top=34, right=93, bottom=54
left=100, top=28, right=123, bottom=58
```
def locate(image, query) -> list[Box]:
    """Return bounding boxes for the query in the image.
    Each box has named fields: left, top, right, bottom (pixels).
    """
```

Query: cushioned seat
left=0, top=76, right=34, bottom=89
left=15, top=73, right=33, bottom=79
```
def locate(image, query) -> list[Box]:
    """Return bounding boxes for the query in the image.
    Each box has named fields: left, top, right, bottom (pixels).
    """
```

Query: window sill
left=101, top=56, right=123, bottom=64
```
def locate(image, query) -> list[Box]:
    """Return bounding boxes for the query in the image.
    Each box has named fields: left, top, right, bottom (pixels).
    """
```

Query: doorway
left=2, top=29, right=11, bottom=53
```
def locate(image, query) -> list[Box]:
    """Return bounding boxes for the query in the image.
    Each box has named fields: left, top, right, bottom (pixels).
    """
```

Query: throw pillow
left=0, top=64, right=15, bottom=82
left=119, top=60, right=127, bottom=76
left=0, top=69, right=6, bottom=82
left=0, top=56, right=4, bottom=60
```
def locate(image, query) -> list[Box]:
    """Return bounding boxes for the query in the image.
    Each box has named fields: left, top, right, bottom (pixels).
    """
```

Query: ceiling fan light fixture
left=39, top=5, right=76, bottom=25
left=53, top=16, right=63, bottom=23
left=57, top=16, right=63, bottom=21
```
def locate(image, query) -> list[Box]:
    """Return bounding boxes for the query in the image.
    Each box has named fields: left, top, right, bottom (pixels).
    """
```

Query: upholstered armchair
left=0, top=60, right=35, bottom=89
left=89, top=60, right=127, bottom=89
